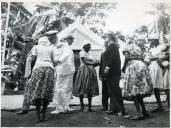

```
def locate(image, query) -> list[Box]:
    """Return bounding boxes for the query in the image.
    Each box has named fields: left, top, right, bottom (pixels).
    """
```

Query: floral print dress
left=122, top=44, right=153, bottom=100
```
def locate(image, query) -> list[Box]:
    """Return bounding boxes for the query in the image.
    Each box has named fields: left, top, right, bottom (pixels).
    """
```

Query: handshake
left=93, top=60, right=100, bottom=67
left=53, top=60, right=61, bottom=66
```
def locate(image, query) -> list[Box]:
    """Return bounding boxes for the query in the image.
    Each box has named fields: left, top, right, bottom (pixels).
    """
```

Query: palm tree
left=146, top=2, right=170, bottom=37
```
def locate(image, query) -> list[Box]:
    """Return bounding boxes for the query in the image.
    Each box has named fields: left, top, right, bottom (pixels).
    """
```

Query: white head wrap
left=38, top=36, right=50, bottom=46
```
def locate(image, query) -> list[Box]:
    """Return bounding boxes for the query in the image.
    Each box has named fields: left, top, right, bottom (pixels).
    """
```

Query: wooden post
left=1, top=2, right=10, bottom=95
left=2, top=2, right=10, bottom=66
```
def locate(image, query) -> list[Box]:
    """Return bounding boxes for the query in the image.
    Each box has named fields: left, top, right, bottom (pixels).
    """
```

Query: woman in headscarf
left=122, top=40, right=153, bottom=120
left=27, top=36, right=55, bottom=122
left=73, top=43, right=99, bottom=112
left=147, top=35, right=170, bottom=112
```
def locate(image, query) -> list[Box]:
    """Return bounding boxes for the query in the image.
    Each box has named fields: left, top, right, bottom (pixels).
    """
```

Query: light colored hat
left=45, top=30, right=58, bottom=36
left=38, top=36, right=50, bottom=46
left=62, top=34, right=75, bottom=40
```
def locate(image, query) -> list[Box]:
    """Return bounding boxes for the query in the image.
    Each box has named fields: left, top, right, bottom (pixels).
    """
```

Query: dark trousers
left=73, top=71, right=78, bottom=85
left=106, top=75, right=125, bottom=114
left=102, top=80, right=109, bottom=109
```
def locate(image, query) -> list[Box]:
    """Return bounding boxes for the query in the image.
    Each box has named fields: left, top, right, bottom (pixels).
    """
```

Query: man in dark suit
left=102, top=33, right=126, bottom=116
left=99, top=43, right=109, bottom=111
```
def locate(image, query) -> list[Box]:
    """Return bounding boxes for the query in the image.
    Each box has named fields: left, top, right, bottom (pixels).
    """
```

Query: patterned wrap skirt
left=122, top=60, right=153, bottom=100
left=73, top=65, right=99, bottom=98
left=27, top=67, right=55, bottom=105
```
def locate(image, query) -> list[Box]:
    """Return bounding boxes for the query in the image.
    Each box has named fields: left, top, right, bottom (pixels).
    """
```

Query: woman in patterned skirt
left=27, top=36, right=55, bottom=122
left=73, top=43, right=99, bottom=112
left=122, top=42, right=153, bottom=120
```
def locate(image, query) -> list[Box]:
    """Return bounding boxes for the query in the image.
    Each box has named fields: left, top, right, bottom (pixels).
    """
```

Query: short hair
left=106, top=33, right=116, bottom=42
left=83, top=43, right=91, bottom=50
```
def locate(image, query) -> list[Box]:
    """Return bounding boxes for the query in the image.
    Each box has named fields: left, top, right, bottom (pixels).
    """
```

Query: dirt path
left=1, top=103, right=170, bottom=127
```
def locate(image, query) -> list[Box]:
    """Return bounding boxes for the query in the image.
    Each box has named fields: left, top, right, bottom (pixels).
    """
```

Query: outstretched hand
left=54, top=60, right=61, bottom=66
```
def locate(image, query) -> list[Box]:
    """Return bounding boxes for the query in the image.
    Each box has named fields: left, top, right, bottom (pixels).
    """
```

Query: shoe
left=88, top=108, right=95, bottom=112
left=106, top=110, right=117, bottom=115
left=101, top=108, right=108, bottom=111
left=151, top=107, right=165, bottom=112
left=142, top=111, right=150, bottom=118
left=51, top=110, right=60, bottom=114
left=123, top=114, right=130, bottom=118
left=130, top=115, right=144, bottom=121
left=143, top=113, right=150, bottom=119
left=16, top=110, right=28, bottom=115
left=66, top=107, right=75, bottom=112
left=115, top=112, right=130, bottom=118
left=51, top=109, right=65, bottom=114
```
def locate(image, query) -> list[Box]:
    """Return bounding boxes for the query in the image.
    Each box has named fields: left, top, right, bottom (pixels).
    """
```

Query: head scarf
left=38, top=36, right=51, bottom=46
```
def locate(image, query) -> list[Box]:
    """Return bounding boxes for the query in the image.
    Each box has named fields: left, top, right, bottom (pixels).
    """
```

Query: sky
left=105, top=1, right=156, bottom=34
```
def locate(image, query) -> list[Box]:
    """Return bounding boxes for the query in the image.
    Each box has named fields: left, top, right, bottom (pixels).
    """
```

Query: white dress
left=148, top=44, right=166, bottom=89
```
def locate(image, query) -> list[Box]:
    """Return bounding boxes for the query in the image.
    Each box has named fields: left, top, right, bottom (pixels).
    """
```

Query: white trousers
left=53, top=73, right=73, bottom=110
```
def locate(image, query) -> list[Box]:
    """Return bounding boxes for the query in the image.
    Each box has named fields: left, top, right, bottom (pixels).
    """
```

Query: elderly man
left=51, top=34, right=75, bottom=114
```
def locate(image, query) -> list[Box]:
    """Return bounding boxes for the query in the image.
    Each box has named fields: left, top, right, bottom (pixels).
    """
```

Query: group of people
left=15, top=30, right=170, bottom=123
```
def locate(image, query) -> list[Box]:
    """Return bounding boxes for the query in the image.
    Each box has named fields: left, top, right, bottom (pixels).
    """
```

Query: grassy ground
left=3, top=88, right=24, bottom=95
left=1, top=102, right=170, bottom=127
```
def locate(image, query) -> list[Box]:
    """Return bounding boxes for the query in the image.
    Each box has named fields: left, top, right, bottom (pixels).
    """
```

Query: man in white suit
left=51, top=34, right=75, bottom=114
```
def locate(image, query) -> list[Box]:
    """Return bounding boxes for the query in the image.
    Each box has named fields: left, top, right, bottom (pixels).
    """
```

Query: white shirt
left=32, top=45, right=55, bottom=70
left=55, top=41, right=75, bottom=75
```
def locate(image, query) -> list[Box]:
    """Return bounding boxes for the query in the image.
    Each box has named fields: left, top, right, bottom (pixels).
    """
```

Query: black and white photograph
left=1, top=0, right=170, bottom=127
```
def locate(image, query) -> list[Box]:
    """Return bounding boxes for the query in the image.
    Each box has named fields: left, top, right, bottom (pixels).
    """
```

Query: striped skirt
left=27, top=67, right=55, bottom=105
left=73, top=65, right=99, bottom=98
